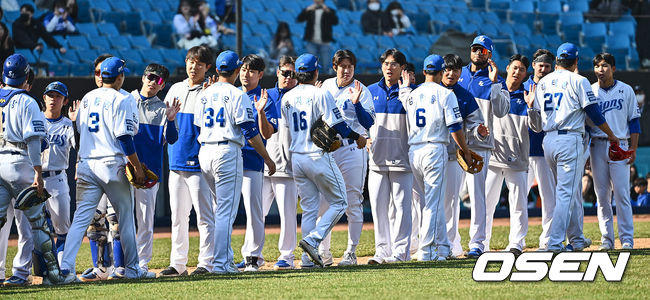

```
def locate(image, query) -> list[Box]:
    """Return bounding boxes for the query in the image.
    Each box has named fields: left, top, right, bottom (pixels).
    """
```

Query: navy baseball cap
left=216, top=50, right=242, bottom=72
left=295, top=54, right=321, bottom=73
left=3, top=54, right=30, bottom=86
left=556, top=42, right=579, bottom=60
left=423, top=54, right=445, bottom=72
left=100, top=57, right=129, bottom=78
left=44, top=81, right=68, bottom=97
left=471, top=35, right=493, bottom=52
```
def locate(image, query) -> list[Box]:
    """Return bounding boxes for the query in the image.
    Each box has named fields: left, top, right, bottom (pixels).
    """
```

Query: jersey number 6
left=415, top=108, right=426, bottom=127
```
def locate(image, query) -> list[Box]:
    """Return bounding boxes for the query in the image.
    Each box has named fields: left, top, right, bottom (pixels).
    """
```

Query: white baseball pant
left=43, top=171, right=70, bottom=263
left=409, top=143, right=450, bottom=259
left=134, top=183, right=160, bottom=271
left=168, top=169, right=214, bottom=274
left=485, top=166, right=529, bottom=251
left=293, top=153, right=347, bottom=251
left=262, top=176, right=298, bottom=264
left=443, top=160, right=465, bottom=257
left=241, top=169, right=265, bottom=266
left=591, top=138, right=634, bottom=248
left=368, top=169, right=412, bottom=261
left=527, top=155, right=555, bottom=249
left=0, top=199, right=32, bottom=280
left=199, top=143, right=242, bottom=273
left=410, top=188, right=422, bottom=256
left=544, top=131, right=585, bottom=251
left=61, top=157, right=144, bottom=277
left=467, top=149, right=491, bottom=251
left=318, top=144, right=367, bottom=256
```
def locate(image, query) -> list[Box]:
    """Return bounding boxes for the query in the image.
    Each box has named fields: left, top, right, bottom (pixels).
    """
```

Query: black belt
left=43, top=170, right=62, bottom=178
left=558, top=130, right=568, bottom=135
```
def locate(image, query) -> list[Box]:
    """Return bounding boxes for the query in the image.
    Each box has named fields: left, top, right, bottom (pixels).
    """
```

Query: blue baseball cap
left=295, top=53, right=321, bottom=73
left=44, top=81, right=68, bottom=97
left=3, top=54, right=30, bottom=86
left=100, top=57, right=129, bottom=78
left=471, top=35, right=493, bottom=52
left=216, top=50, right=242, bottom=72
left=556, top=42, right=579, bottom=60
left=423, top=54, right=445, bottom=71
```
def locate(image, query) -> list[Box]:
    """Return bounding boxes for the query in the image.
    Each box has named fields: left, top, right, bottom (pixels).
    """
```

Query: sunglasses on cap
left=146, top=73, right=164, bottom=85
left=280, top=70, right=294, bottom=78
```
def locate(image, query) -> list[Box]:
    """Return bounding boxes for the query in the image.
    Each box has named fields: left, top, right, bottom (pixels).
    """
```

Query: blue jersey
left=445, top=83, right=480, bottom=119
left=241, top=85, right=279, bottom=172
left=524, top=75, right=545, bottom=157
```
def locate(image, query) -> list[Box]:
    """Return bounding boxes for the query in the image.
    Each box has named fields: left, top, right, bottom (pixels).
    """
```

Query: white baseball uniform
left=399, top=81, right=462, bottom=260
left=61, top=87, right=147, bottom=278
left=590, top=80, right=640, bottom=248
left=0, top=198, right=32, bottom=281
left=194, top=81, right=254, bottom=273
left=281, top=84, right=348, bottom=262
left=529, top=69, right=599, bottom=251
left=317, top=78, right=375, bottom=258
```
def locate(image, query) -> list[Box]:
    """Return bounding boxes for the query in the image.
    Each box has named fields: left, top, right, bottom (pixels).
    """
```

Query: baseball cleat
left=598, top=244, right=613, bottom=251
left=236, top=259, right=246, bottom=269
left=622, top=242, right=633, bottom=250
left=273, top=260, right=294, bottom=270
left=338, top=252, right=357, bottom=266
left=81, top=267, right=94, bottom=276
left=3, top=276, right=29, bottom=286
left=80, top=268, right=109, bottom=282
left=367, top=256, right=384, bottom=265
left=299, top=240, right=324, bottom=267
left=244, top=257, right=260, bottom=272
left=159, top=266, right=187, bottom=277
left=508, top=248, right=523, bottom=256
left=59, top=270, right=81, bottom=285
left=431, top=255, right=447, bottom=262
left=107, top=267, right=125, bottom=280
left=190, top=267, right=210, bottom=276
left=467, top=248, right=483, bottom=258
left=320, top=251, right=333, bottom=267
left=227, top=261, right=242, bottom=274
left=300, top=255, right=316, bottom=268
left=137, top=271, right=156, bottom=279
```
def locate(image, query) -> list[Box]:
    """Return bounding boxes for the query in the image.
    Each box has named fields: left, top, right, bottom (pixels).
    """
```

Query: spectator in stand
left=214, top=0, right=235, bottom=23
left=12, top=4, right=67, bottom=54
left=198, top=1, right=234, bottom=42
left=174, top=0, right=217, bottom=50
left=271, top=22, right=295, bottom=60
left=385, top=1, right=413, bottom=35
left=361, top=0, right=393, bottom=36
left=37, top=0, right=78, bottom=20
left=633, top=178, right=649, bottom=207
left=0, top=22, right=15, bottom=67
left=297, top=0, right=338, bottom=70
left=43, top=0, right=77, bottom=35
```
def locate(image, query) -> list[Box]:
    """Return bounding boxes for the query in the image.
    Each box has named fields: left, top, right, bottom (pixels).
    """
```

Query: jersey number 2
left=88, top=112, right=100, bottom=132
left=205, top=107, right=226, bottom=128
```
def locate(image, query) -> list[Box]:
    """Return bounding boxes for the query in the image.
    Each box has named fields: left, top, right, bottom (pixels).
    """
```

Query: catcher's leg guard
left=24, top=204, right=61, bottom=284
left=107, top=212, right=124, bottom=268
left=87, top=210, right=112, bottom=270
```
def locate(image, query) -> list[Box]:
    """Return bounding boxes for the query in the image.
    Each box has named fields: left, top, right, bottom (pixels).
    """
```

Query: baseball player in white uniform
left=282, top=53, right=366, bottom=268
left=194, top=50, right=275, bottom=274
left=458, top=35, right=510, bottom=258
left=523, top=49, right=555, bottom=250
left=318, top=49, right=375, bottom=266
left=60, top=57, right=155, bottom=283
left=398, top=55, right=472, bottom=261
left=160, top=46, right=215, bottom=277
left=262, top=56, right=299, bottom=270
left=0, top=54, right=62, bottom=285
left=590, top=53, right=640, bottom=250
left=484, top=54, right=531, bottom=254
left=527, top=43, right=619, bottom=252
left=130, top=64, right=180, bottom=272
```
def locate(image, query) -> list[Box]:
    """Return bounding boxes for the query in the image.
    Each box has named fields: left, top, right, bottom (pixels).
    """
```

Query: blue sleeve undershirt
left=332, top=122, right=353, bottom=138
left=117, top=135, right=136, bottom=156
left=584, top=103, right=606, bottom=126
left=240, top=121, right=260, bottom=140
left=353, top=102, right=374, bottom=130
left=166, top=120, right=178, bottom=144
left=629, top=117, right=641, bottom=134
left=448, top=122, right=462, bottom=133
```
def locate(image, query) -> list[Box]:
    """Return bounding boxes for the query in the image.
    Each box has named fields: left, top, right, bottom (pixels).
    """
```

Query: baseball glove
left=456, top=149, right=484, bottom=174
left=14, top=186, right=51, bottom=210
left=310, top=117, right=341, bottom=152
left=608, top=142, right=633, bottom=161
left=125, top=162, right=158, bottom=189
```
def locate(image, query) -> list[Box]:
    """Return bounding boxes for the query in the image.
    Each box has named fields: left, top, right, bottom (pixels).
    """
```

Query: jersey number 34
left=205, top=107, right=226, bottom=127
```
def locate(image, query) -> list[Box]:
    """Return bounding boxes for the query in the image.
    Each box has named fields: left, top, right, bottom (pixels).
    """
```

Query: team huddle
left=0, top=33, right=641, bottom=285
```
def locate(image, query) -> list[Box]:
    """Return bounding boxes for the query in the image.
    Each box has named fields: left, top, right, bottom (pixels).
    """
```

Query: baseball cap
left=100, top=57, right=129, bottom=78
left=295, top=53, right=321, bottom=73
left=44, top=81, right=68, bottom=97
left=423, top=54, right=445, bottom=72
left=3, top=54, right=30, bottom=86
left=556, top=43, right=578, bottom=60
left=471, top=35, right=493, bottom=52
left=216, top=50, right=242, bottom=72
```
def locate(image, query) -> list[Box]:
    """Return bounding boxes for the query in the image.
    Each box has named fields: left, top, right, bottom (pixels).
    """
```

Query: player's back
left=194, top=82, right=251, bottom=147
left=282, top=84, right=343, bottom=154
left=536, top=69, right=597, bottom=133
left=404, top=82, right=460, bottom=145
left=0, top=88, right=46, bottom=148
left=77, top=87, right=137, bottom=159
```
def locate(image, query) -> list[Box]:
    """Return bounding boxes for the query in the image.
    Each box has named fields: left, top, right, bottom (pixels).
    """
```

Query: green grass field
left=1, top=220, right=649, bottom=299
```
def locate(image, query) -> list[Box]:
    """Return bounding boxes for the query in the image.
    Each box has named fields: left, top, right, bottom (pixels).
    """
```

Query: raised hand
left=254, top=89, right=269, bottom=112
left=314, top=80, right=323, bottom=88
left=203, top=75, right=217, bottom=89
left=524, top=83, right=536, bottom=108
left=399, top=69, right=411, bottom=89
left=68, top=99, right=80, bottom=122
left=166, top=97, right=182, bottom=121
left=487, top=59, right=499, bottom=83
left=349, top=80, right=363, bottom=104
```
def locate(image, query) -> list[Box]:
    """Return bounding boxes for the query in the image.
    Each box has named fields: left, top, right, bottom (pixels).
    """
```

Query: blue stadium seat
left=478, top=23, right=499, bottom=39
left=513, top=23, right=532, bottom=38
left=544, top=34, right=563, bottom=50
left=76, top=49, right=99, bottom=64
left=498, top=23, right=515, bottom=38
left=108, top=0, right=133, bottom=13
left=480, top=11, right=500, bottom=25
left=493, top=41, right=515, bottom=58
left=607, top=35, right=631, bottom=53
left=159, top=48, right=186, bottom=68
left=567, top=0, right=589, bottom=13
left=338, top=35, right=359, bottom=50
left=514, top=35, right=531, bottom=54
left=139, top=48, right=165, bottom=65
left=67, top=35, right=90, bottom=50
left=97, top=22, right=120, bottom=37
left=509, top=1, right=535, bottom=29
left=129, top=35, right=152, bottom=50
left=409, top=13, right=431, bottom=34
left=89, top=36, right=111, bottom=51
left=488, top=0, right=510, bottom=20
left=77, top=0, right=91, bottom=23
left=154, top=25, right=175, bottom=48
left=609, top=21, right=636, bottom=41
left=529, top=34, right=548, bottom=50
left=560, top=12, right=584, bottom=43
left=102, top=11, right=123, bottom=30
left=148, top=0, right=172, bottom=12
left=220, top=35, right=236, bottom=50
left=51, top=36, right=68, bottom=49
left=35, top=49, right=59, bottom=65
left=88, top=1, right=111, bottom=22
left=159, top=10, right=175, bottom=24
left=465, top=11, right=482, bottom=25
left=4, top=11, right=21, bottom=23
left=460, top=22, right=479, bottom=34
left=69, top=63, right=92, bottom=76
left=393, top=36, right=413, bottom=50
left=76, top=23, right=100, bottom=37
left=15, top=49, right=36, bottom=64
left=583, top=22, right=607, bottom=53
left=50, top=64, right=69, bottom=76
left=537, top=1, right=562, bottom=35
left=471, top=0, right=487, bottom=10
left=130, top=0, right=152, bottom=12
left=579, top=46, right=596, bottom=65
left=122, top=11, right=143, bottom=35
left=110, top=36, right=132, bottom=50
left=377, top=36, right=395, bottom=49
left=57, top=49, right=79, bottom=64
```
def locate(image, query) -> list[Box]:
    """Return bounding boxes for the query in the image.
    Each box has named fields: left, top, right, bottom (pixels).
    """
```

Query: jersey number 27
left=543, top=93, right=563, bottom=112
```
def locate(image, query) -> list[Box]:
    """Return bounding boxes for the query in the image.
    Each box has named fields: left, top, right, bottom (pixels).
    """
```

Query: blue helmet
left=3, top=54, right=30, bottom=86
